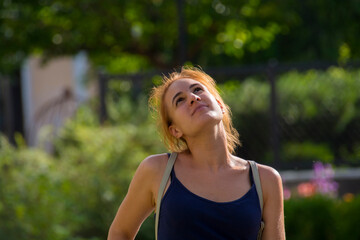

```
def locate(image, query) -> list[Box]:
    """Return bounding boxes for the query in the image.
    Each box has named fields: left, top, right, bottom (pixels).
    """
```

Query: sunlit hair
left=149, top=66, right=240, bottom=153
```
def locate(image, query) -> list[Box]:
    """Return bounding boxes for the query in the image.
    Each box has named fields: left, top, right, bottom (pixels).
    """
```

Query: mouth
left=192, top=105, right=207, bottom=115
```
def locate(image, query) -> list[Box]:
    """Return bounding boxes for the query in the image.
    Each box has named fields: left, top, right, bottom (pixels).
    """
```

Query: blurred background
left=1, top=0, right=360, bottom=239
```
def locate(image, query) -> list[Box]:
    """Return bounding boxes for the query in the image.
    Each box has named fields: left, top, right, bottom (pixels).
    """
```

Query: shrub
left=284, top=196, right=337, bottom=240
left=335, top=195, right=360, bottom=240
left=0, top=96, right=165, bottom=240
left=0, top=135, right=70, bottom=240
left=284, top=194, right=360, bottom=240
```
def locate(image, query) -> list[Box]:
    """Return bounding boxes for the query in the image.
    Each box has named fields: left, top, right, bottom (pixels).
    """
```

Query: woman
left=108, top=67, right=285, bottom=240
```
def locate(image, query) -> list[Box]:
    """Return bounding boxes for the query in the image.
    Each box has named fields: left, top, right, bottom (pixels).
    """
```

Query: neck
left=184, top=122, right=232, bottom=172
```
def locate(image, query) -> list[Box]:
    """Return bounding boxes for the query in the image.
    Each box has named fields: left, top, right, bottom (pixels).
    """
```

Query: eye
left=193, top=87, right=202, bottom=93
left=176, top=97, right=184, bottom=106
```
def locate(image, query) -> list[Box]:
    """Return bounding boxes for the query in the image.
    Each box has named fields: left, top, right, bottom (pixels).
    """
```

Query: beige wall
left=29, top=57, right=74, bottom=120
left=22, top=54, right=92, bottom=147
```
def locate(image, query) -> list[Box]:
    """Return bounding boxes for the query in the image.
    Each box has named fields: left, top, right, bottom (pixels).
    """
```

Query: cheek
left=205, top=95, right=221, bottom=110
left=173, top=105, right=188, bottom=122
left=210, top=100, right=224, bottom=117
left=167, top=106, right=183, bottom=126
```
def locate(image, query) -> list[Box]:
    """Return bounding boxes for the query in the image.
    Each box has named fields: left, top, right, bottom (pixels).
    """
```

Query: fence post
left=98, top=72, right=108, bottom=124
left=267, top=60, right=281, bottom=168
left=1, top=75, right=14, bottom=143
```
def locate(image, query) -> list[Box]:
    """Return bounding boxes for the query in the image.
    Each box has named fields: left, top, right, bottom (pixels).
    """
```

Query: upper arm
left=258, top=165, right=285, bottom=240
left=108, top=154, right=167, bottom=240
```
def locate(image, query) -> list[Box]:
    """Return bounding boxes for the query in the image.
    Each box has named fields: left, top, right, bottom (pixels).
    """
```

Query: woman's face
left=164, top=78, right=223, bottom=139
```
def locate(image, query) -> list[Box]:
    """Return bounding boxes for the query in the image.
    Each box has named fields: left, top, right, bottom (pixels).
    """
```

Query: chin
left=194, top=113, right=223, bottom=128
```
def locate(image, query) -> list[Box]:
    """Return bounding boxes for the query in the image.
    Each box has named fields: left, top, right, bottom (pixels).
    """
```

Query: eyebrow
left=172, top=83, right=200, bottom=106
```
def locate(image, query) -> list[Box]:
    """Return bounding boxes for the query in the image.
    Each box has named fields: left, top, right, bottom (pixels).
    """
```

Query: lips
left=192, top=104, right=207, bottom=115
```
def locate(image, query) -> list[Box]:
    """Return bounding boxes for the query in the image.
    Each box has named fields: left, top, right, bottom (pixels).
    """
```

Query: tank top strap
left=249, top=164, right=255, bottom=185
left=169, top=164, right=175, bottom=181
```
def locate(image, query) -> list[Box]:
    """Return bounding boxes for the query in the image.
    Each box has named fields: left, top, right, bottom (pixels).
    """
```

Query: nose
left=189, top=93, right=201, bottom=105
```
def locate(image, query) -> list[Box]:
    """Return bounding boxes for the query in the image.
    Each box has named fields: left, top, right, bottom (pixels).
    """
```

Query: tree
left=1, top=0, right=359, bottom=74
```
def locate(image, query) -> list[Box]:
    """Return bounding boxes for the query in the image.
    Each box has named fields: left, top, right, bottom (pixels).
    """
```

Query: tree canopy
left=1, top=0, right=359, bottom=73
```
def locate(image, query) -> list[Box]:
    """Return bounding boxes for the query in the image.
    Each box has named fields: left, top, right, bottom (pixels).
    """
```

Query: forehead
left=166, top=78, right=204, bottom=96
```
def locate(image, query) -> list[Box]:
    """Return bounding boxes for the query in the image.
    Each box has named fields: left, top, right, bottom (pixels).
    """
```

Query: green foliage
left=50, top=95, right=165, bottom=239
left=284, top=195, right=360, bottom=240
left=282, top=141, right=333, bottom=163
left=219, top=67, right=360, bottom=166
left=336, top=195, right=360, bottom=240
left=0, top=136, right=70, bottom=240
left=105, top=80, right=151, bottom=125
left=277, top=67, right=360, bottom=128
left=285, top=196, right=337, bottom=240
left=0, top=93, right=165, bottom=239
left=221, top=77, right=270, bottom=114
left=2, top=0, right=360, bottom=73
left=276, top=67, right=360, bottom=166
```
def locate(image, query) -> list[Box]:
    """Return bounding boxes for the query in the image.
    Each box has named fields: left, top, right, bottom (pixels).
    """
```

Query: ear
left=169, top=124, right=183, bottom=139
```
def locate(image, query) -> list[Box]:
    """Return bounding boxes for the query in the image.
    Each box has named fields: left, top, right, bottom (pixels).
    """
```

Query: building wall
left=21, top=52, right=91, bottom=146
left=30, top=57, right=73, bottom=118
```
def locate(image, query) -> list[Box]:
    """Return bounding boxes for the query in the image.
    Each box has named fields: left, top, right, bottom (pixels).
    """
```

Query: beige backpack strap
left=155, top=152, right=177, bottom=240
left=249, top=160, right=265, bottom=240
left=249, top=161, right=263, bottom=212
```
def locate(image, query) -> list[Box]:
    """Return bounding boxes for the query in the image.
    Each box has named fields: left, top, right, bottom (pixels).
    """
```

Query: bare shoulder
left=139, top=153, right=169, bottom=170
left=137, top=153, right=169, bottom=178
left=257, top=164, right=282, bottom=183
left=135, top=153, right=171, bottom=205
left=256, top=163, right=283, bottom=201
left=127, top=153, right=170, bottom=204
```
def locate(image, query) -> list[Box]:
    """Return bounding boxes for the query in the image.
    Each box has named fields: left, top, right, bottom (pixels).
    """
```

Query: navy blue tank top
left=158, top=163, right=262, bottom=240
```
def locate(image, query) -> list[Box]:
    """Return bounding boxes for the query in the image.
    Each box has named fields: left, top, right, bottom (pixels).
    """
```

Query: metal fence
left=0, top=73, right=23, bottom=145
left=98, top=60, right=360, bottom=170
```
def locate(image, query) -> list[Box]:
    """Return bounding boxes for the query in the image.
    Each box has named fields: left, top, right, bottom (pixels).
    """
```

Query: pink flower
left=297, top=182, right=316, bottom=197
left=283, top=187, right=292, bottom=200
left=312, top=161, right=338, bottom=197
